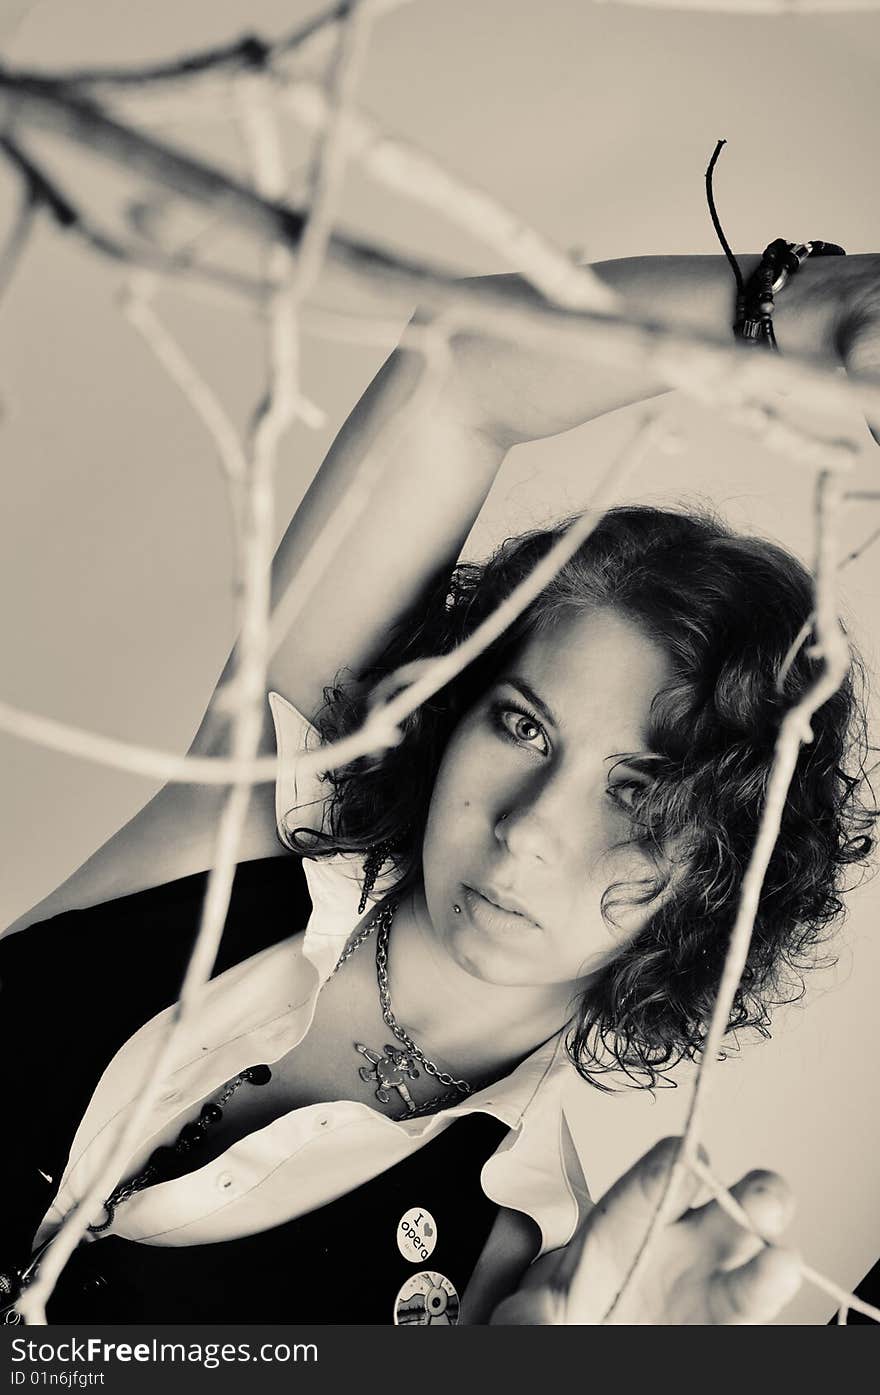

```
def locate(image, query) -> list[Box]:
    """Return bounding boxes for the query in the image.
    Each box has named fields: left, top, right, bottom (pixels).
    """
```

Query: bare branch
left=0, top=179, right=36, bottom=303
left=840, top=519, right=880, bottom=569
left=0, top=135, right=271, bottom=303
left=0, top=697, right=278, bottom=786
left=16, top=73, right=302, bottom=1338
left=122, top=271, right=248, bottom=486
left=601, top=463, right=853, bottom=1323
left=0, top=69, right=878, bottom=435
left=36, top=0, right=411, bottom=93
left=285, top=0, right=383, bottom=306
left=274, top=74, right=617, bottom=313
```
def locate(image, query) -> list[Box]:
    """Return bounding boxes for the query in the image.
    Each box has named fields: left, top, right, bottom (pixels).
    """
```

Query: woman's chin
left=441, top=917, right=548, bottom=989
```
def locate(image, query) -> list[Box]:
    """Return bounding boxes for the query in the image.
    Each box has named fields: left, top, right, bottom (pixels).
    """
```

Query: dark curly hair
left=284, top=505, right=877, bottom=1091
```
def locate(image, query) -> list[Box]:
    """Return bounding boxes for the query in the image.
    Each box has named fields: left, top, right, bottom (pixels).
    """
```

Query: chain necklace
left=332, top=901, right=473, bottom=1119
left=86, top=903, right=467, bottom=1234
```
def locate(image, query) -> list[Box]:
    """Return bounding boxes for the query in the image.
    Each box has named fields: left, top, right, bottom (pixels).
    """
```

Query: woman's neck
left=377, top=886, right=581, bottom=1085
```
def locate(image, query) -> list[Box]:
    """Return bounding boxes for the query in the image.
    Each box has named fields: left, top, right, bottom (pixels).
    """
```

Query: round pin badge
left=393, top=1271, right=460, bottom=1326
left=397, top=1206, right=437, bottom=1264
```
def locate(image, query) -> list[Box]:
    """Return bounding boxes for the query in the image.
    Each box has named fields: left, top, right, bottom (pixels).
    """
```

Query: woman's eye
left=493, top=704, right=549, bottom=754
left=606, top=780, right=646, bottom=813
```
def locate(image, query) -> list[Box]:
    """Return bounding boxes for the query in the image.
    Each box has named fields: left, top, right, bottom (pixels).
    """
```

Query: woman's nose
left=494, top=794, right=571, bottom=865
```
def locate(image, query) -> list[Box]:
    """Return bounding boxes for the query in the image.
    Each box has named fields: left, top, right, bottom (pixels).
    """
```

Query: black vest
left=44, top=1111, right=507, bottom=1324
left=1, top=857, right=507, bottom=1323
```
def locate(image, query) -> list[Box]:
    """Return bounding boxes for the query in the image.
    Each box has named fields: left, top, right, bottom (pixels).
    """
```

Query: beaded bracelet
left=705, top=139, right=846, bottom=353
left=735, top=238, right=847, bottom=351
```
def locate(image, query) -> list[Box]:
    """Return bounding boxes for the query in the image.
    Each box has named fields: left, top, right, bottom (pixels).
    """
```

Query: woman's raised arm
left=204, top=249, right=842, bottom=735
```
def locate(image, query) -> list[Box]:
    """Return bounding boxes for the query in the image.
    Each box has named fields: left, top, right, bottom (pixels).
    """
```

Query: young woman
left=2, top=252, right=877, bottom=1326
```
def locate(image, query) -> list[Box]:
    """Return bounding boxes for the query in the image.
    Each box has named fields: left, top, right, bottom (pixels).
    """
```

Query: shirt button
left=216, top=1172, right=235, bottom=1192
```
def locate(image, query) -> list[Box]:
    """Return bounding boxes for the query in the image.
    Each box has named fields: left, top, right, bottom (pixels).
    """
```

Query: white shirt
left=35, top=692, right=593, bottom=1268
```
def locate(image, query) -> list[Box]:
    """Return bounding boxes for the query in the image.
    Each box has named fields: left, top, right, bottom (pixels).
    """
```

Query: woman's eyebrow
left=499, top=675, right=557, bottom=727
left=604, top=751, right=663, bottom=771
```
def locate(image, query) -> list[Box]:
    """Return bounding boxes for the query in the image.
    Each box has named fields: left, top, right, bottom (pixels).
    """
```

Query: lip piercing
left=453, top=904, right=462, bottom=914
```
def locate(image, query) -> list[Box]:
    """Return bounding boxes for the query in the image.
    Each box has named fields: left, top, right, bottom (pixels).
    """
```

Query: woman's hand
left=775, top=251, right=880, bottom=444
left=789, top=252, right=880, bottom=371
left=830, top=253, right=880, bottom=445
left=490, top=1137, right=802, bottom=1325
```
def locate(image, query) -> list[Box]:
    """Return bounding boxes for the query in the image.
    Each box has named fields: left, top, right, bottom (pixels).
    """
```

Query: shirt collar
left=247, top=938, right=581, bottom=1254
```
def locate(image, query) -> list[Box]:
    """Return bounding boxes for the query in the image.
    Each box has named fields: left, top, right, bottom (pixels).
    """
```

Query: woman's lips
left=462, top=885, right=542, bottom=936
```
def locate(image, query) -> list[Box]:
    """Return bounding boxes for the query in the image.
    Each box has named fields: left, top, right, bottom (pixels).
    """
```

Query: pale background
left=1, top=0, right=878, bottom=1324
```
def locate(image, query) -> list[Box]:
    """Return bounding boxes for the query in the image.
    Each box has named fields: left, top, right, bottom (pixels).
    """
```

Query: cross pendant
left=355, top=1041, right=421, bottom=1114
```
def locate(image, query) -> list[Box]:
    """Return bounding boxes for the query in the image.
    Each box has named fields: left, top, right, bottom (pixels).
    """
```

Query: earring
left=358, top=838, right=395, bottom=916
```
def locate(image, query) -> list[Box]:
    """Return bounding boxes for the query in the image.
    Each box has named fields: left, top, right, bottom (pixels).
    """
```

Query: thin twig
left=0, top=181, right=36, bottom=303
left=17, top=76, right=304, bottom=1340
left=840, top=520, right=880, bottom=569
left=244, top=0, right=415, bottom=676
left=601, top=464, right=853, bottom=1322
left=46, top=0, right=410, bottom=93
left=0, top=135, right=271, bottom=304
left=0, top=697, right=278, bottom=786
left=287, top=0, right=380, bottom=305
left=272, top=72, right=617, bottom=313
left=775, top=493, right=880, bottom=695
left=122, top=270, right=248, bottom=486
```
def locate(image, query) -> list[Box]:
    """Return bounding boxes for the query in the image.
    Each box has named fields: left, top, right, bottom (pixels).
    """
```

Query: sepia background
left=1, top=0, right=878, bottom=1323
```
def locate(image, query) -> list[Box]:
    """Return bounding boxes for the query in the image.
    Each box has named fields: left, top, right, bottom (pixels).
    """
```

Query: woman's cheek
left=602, top=843, right=666, bottom=934
left=439, top=726, right=502, bottom=819
left=422, top=740, right=485, bottom=871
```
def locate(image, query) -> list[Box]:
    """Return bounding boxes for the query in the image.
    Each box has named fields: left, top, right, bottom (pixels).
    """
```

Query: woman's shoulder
left=0, top=855, right=311, bottom=1015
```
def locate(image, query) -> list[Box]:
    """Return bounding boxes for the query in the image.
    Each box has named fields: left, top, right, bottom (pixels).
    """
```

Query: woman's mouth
left=461, top=885, right=542, bottom=936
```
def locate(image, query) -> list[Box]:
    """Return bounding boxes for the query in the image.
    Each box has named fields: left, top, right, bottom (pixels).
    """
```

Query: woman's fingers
left=707, top=1244, right=802, bottom=1324
left=682, top=1169, right=796, bottom=1269
left=559, top=1136, right=706, bottom=1317
left=562, top=1137, right=701, bottom=1278
left=729, top=1170, right=795, bottom=1240
left=598, top=1136, right=706, bottom=1226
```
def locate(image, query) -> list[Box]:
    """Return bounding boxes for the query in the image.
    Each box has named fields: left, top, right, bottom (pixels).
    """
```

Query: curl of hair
left=284, top=506, right=878, bottom=1091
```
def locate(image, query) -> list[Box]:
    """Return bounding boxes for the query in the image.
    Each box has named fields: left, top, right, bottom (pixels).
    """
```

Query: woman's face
left=420, top=607, right=673, bottom=990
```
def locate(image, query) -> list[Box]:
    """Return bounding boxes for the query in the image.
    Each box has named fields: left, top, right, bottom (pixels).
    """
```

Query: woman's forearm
left=594, top=253, right=837, bottom=361
left=442, top=252, right=838, bottom=448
